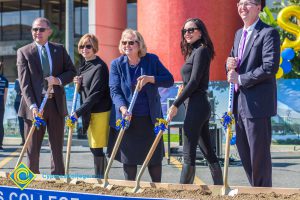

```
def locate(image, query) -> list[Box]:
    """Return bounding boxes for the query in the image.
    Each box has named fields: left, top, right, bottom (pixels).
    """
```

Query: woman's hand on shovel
left=167, top=105, right=178, bottom=122
left=120, top=106, right=132, bottom=121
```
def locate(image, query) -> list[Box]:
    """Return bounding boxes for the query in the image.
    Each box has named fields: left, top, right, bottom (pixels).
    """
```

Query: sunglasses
left=182, top=27, right=200, bottom=35
left=32, top=27, right=48, bottom=32
left=79, top=44, right=93, bottom=49
left=121, top=41, right=137, bottom=45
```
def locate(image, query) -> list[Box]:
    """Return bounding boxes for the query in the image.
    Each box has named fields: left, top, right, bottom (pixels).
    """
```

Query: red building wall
left=137, top=0, right=242, bottom=81
left=92, top=0, right=127, bottom=65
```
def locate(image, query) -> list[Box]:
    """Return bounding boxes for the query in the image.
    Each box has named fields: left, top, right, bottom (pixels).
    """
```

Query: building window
left=127, top=2, right=137, bottom=29
left=0, top=0, right=89, bottom=81
left=1, top=1, right=21, bottom=41
left=75, top=0, right=88, bottom=37
left=21, top=0, right=43, bottom=40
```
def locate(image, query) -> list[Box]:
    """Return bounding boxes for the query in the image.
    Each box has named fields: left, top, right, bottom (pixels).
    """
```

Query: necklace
left=128, top=57, right=140, bottom=67
left=129, top=63, right=138, bottom=68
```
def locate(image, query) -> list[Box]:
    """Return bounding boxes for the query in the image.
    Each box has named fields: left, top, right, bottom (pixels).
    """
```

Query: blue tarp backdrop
left=4, top=79, right=300, bottom=137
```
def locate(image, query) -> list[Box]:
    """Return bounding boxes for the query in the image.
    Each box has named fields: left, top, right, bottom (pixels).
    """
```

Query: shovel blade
left=221, top=186, right=238, bottom=196
left=123, top=186, right=144, bottom=193
left=101, top=180, right=113, bottom=190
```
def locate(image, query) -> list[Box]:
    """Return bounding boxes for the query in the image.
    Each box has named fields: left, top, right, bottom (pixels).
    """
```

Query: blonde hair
left=118, top=29, right=147, bottom=57
left=78, top=34, right=99, bottom=53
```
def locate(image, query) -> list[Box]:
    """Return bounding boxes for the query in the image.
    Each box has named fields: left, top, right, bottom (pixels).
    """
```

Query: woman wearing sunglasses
left=72, top=33, right=112, bottom=178
left=168, top=18, right=223, bottom=185
left=108, top=29, right=174, bottom=182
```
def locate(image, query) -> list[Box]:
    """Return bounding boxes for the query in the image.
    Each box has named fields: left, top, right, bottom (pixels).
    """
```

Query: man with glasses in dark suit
left=17, top=17, right=76, bottom=175
left=226, top=0, right=280, bottom=187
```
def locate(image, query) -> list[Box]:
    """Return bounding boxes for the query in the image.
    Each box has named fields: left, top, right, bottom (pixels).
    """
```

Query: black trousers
left=0, top=107, right=4, bottom=147
left=235, top=110, right=272, bottom=187
left=14, top=101, right=25, bottom=143
left=182, top=92, right=218, bottom=166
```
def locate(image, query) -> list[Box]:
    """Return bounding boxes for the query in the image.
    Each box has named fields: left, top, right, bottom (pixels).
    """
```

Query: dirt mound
left=1, top=178, right=300, bottom=200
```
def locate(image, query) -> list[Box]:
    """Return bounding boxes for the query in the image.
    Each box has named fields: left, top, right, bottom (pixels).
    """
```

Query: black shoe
left=0, top=146, right=4, bottom=151
left=94, top=156, right=107, bottom=179
left=180, top=164, right=195, bottom=184
left=20, top=142, right=25, bottom=146
left=208, top=162, right=223, bottom=185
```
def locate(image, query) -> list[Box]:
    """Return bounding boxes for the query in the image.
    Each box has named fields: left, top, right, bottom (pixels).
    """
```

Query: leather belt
left=42, top=93, right=55, bottom=99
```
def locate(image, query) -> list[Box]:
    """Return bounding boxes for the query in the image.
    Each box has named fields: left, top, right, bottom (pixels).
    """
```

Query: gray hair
left=32, top=17, right=51, bottom=27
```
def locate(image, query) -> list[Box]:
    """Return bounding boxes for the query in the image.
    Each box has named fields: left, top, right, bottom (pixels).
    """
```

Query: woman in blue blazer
left=108, top=29, right=174, bottom=182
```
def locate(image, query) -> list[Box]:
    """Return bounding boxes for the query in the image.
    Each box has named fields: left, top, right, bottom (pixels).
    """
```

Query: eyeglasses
left=32, top=27, right=48, bottom=32
left=121, top=41, right=137, bottom=45
left=182, top=27, right=200, bottom=35
left=79, top=44, right=93, bottom=49
left=237, top=1, right=258, bottom=7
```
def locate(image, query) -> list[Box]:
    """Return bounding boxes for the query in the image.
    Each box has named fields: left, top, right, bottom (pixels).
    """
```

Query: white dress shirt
left=238, top=18, right=260, bottom=85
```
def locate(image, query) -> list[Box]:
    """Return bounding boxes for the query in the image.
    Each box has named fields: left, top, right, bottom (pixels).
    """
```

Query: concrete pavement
left=1, top=136, right=299, bottom=188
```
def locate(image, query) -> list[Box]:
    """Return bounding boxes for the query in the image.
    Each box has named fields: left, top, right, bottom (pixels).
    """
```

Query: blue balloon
left=281, top=60, right=292, bottom=74
left=281, top=48, right=295, bottom=60
left=230, top=135, right=236, bottom=145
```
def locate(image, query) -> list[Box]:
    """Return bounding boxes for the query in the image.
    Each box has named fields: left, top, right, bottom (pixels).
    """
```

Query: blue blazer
left=109, top=53, right=174, bottom=128
left=230, top=20, right=280, bottom=118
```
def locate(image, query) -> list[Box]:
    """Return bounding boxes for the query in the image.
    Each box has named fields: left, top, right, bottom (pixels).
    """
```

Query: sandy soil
left=1, top=178, right=300, bottom=200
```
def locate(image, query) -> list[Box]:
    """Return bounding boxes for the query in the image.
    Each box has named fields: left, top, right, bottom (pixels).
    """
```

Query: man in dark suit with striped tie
left=226, top=0, right=280, bottom=187
left=17, top=17, right=76, bottom=175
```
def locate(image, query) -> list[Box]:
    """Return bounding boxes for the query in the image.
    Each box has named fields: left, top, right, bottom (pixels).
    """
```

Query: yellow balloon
left=276, top=67, right=284, bottom=79
left=277, top=5, right=300, bottom=51
left=280, top=56, right=283, bottom=64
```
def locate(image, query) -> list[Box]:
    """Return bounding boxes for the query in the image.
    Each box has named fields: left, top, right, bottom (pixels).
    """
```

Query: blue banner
left=0, top=186, right=169, bottom=200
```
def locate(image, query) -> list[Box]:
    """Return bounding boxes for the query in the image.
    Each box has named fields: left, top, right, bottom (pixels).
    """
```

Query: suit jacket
left=229, top=20, right=280, bottom=118
left=17, top=42, right=76, bottom=120
left=109, top=53, right=174, bottom=128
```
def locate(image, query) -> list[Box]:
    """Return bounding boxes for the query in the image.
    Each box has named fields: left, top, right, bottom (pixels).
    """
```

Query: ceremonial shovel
left=125, top=85, right=184, bottom=193
left=221, top=83, right=238, bottom=196
left=101, top=81, right=141, bottom=189
left=15, top=86, right=52, bottom=168
left=65, top=83, right=80, bottom=180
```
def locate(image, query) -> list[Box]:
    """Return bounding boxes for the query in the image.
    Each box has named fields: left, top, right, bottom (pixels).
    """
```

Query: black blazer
left=230, top=20, right=280, bottom=118
left=75, top=56, right=112, bottom=133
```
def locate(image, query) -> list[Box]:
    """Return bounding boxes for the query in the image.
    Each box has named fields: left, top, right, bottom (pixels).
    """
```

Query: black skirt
left=107, top=115, right=164, bottom=165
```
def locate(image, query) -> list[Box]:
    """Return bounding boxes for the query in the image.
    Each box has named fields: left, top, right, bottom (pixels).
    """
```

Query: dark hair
left=180, top=18, right=215, bottom=60
left=237, top=0, right=261, bottom=4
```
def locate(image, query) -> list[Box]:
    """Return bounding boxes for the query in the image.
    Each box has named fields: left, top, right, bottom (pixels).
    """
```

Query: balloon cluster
left=276, top=5, right=300, bottom=79
left=276, top=48, right=296, bottom=78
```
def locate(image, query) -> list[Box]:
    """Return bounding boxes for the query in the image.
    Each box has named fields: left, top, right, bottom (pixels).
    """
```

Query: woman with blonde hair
left=108, top=29, right=174, bottom=182
left=73, top=33, right=112, bottom=178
